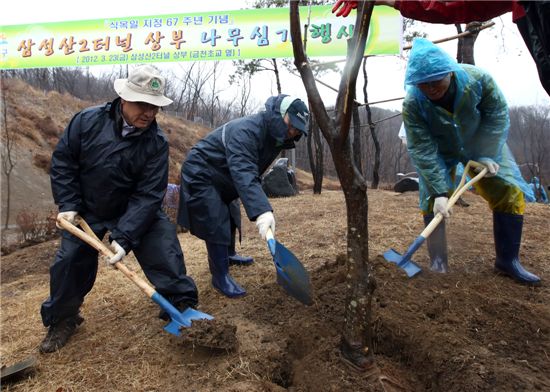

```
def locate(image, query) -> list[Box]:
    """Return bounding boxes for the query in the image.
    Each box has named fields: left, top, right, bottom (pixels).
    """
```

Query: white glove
left=108, top=240, right=126, bottom=265
left=56, top=211, right=78, bottom=228
left=256, top=211, right=276, bottom=240
left=478, top=158, right=499, bottom=177
left=433, top=196, right=451, bottom=219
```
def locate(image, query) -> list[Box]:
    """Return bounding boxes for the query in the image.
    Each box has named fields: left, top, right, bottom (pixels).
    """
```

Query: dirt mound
left=180, top=318, right=239, bottom=351
left=1, top=190, right=548, bottom=391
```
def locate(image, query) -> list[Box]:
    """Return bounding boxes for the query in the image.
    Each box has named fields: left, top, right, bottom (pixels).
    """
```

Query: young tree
left=1, top=74, right=16, bottom=229
left=290, top=0, right=376, bottom=371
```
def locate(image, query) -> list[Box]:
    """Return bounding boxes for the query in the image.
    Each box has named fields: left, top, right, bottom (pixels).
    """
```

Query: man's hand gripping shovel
left=56, top=217, right=213, bottom=337
left=384, top=160, right=488, bottom=277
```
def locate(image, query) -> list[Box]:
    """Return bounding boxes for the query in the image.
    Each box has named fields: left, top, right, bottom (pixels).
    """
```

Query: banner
left=0, top=5, right=400, bottom=69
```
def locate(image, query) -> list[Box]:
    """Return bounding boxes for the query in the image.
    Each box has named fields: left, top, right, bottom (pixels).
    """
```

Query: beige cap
left=114, top=65, right=173, bottom=107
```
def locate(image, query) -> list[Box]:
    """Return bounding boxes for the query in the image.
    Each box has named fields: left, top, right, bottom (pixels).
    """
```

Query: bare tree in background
left=187, top=64, right=216, bottom=122
left=232, top=59, right=283, bottom=95
left=301, top=1, right=339, bottom=193
left=168, top=63, right=195, bottom=115
left=229, top=68, right=255, bottom=117
left=352, top=102, right=362, bottom=175
left=290, top=0, right=377, bottom=372
left=456, top=22, right=483, bottom=65
left=1, top=73, right=16, bottom=229
left=361, top=57, right=381, bottom=188
left=203, top=62, right=227, bottom=126
left=509, top=105, right=550, bottom=185
left=238, top=74, right=255, bottom=117
left=306, top=112, right=324, bottom=194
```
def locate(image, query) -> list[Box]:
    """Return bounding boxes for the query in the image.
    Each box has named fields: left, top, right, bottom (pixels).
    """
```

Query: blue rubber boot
left=228, top=227, right=254, bottom=266
left=423, top=214, right=449, bottom=273
left=206, top=242, right=246, bottom=298
left=493, top=212, right=541, bottom=285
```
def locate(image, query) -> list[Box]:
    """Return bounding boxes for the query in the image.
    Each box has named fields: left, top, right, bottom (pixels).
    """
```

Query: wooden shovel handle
left=421, top=161, right=488, bottom=239
left=57, top=217, right=156, bottom=298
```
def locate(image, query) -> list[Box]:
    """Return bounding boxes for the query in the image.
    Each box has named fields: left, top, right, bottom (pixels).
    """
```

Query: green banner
left=0, top=5, right=400, bottom=69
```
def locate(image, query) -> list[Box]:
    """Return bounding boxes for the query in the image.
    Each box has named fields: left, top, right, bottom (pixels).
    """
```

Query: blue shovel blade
left=383, top=248, right=403, bottom=264
left=273, top=241, right=313, bottom=305
left=268, top=239, right=313, bottom=306
left=383, top=249, right=422, bottom=278
left=164, top=308, right=214, bottom=337
left=152, top=292, right=214, bottom=337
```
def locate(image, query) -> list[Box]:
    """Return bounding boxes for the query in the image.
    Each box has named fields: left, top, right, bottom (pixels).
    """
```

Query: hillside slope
left=1, top=78, right=210, bottom=225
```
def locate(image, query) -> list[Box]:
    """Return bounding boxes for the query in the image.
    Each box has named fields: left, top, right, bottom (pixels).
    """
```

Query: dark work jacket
left=178, top=94, right=296, bottom=244
left=50, top=98, right=169, bottom=253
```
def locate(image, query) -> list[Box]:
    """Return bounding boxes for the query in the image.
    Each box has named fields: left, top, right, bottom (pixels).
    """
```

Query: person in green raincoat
left=402, top=38, right=539, bottom=285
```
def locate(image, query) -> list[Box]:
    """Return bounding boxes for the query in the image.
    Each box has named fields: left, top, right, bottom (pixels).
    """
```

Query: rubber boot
left=423, top=214, right=449, bottom=273
left=493, top=212, right=541, bottom=284
left=228, top=226, right=254, bottom=266
left=206, top=242, right=246, bottom=298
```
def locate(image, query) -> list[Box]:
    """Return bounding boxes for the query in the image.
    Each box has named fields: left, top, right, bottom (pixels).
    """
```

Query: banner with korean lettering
left=0, top=5, right=400, bottom=70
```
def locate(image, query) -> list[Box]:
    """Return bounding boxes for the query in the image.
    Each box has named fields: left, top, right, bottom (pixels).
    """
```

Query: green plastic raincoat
left=402, top=39, right=534, bottom=213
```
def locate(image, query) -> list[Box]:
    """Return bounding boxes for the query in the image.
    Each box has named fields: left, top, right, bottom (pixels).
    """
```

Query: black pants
left=40, top=214, right=198, bottom=326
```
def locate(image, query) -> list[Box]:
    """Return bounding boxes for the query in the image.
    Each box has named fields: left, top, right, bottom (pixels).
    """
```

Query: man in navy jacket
left=40, top=65, right=199, bottom=353
left=178, top=95, right=309, bottom=298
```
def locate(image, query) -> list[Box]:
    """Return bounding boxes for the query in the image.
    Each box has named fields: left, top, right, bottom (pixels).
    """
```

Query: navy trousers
left=41, top=214, right=198, bottom=326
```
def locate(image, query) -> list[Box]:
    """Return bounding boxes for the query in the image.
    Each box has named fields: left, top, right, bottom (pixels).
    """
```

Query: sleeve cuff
left=109, top=235, right=132, bottom=254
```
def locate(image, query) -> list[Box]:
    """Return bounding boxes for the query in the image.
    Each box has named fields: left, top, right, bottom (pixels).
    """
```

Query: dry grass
left=1, top=189, right=549, bottom=391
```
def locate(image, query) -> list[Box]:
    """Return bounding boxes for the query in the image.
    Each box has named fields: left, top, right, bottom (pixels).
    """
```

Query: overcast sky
left=2, top=0, right=548, bottom=110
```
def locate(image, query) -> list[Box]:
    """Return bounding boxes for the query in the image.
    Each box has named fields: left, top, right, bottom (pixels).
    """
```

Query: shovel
left=57, top=217, right=213, bottom=336
left=1, top=357, right=37, bottom=384
left=265, top=229, right=313, bottom=305
left=384, top=160, right=488, bottom=277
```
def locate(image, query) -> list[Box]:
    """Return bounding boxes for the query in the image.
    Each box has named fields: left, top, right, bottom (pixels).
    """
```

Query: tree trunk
left=329, top=133, right=375, bottom=366
left=456, top=22, right=482, bottom=65
left=3, top=175, right=11, bottom=229
left=290, top=1, right=376, bottom=371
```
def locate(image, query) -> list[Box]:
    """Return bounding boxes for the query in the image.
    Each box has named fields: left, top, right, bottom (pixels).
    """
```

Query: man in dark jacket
left=178, top=95, right=309, bottom=298
left=40, top=65, right=199, bottom=353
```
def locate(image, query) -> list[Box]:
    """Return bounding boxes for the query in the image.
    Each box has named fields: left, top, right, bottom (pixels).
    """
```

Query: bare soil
left=179, top=319, right=239, bottom=352
left=1, top=189, right=549, bottom=392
